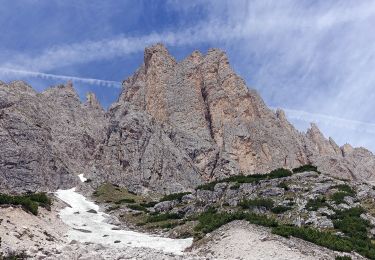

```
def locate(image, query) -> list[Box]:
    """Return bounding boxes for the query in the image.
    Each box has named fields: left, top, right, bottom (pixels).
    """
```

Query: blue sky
left=1, top=0, right=375, bottom=151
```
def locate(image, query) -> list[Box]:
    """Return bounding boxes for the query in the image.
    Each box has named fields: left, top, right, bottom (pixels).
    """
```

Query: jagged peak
left=85, top=92, right=103, bottom=110
left=341, top=143, right=354, bottom=156
left=275, top=109, right=287, bottom=121
left=42, top=81, right=79, bottom=99
left=307, top=123, right=323, bottom=135
left=184, top=50, right=203, bottom=65
left=144, top=43, right=176, bottom=71
left=7, top=80, right=36, bottom=94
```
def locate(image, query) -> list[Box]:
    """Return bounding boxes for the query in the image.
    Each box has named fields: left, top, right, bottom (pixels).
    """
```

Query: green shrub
left=292, top=164, right=318, bottom=173
left=335, top=256, right=352, bottom=260
left=146, top=213, right=181, bottom=223
left=230, top=183, right=241, bottom=190
left=0, top=192, right=51, bottom=215
left=334, top=184, right=355, bottom=195
left=331, top=192, right=349, bottom=204
left=271, top=205, right=291, bottom=214
left=306, top=197, right=328, bottom=211
left=272, top=225, right=353, bottom=252
left=239, top=198, right=274, bottom=210
left=139, top=201, right=158, bottom=208
left=277, top=182, right=289, bottom=190
left=26, top=192, right=51, bottom=206
left=267, top=168, right=293, bottom=178
left=332, top=207, right=369, bottom=240
left=159, top=192, right=191, bottom=202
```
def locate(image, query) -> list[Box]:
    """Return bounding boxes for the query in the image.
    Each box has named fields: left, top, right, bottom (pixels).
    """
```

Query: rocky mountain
left=1, top=43, right=375, bottom=193
left=0, top=81, right=107, bottom=193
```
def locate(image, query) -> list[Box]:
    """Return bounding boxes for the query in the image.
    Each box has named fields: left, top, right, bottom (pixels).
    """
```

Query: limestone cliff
left=1, top=44, right=375, bottom=193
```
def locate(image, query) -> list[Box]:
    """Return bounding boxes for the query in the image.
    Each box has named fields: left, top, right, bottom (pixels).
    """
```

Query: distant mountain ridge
left=1, top=44, right=374, bottom=193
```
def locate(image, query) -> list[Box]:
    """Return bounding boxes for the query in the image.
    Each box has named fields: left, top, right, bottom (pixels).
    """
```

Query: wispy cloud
left=278, top=108, right=375, bottom=136
left=1, top=0, right=375, bottom=150
left=0, top=68, right=121, bottom=88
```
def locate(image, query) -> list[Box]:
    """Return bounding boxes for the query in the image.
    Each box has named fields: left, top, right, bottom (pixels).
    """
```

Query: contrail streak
left=0, top=68, right=122, bottom=88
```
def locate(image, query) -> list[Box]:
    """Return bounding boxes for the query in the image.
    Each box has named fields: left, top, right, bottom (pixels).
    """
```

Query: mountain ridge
left=1, top=43, right=374, bottom=194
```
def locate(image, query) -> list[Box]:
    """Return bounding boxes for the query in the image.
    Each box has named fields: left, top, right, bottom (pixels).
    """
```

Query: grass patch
left=0, top=192, right=51, bottom=215
left=239, top=198, right=274, bottom=210
left=157, top=221, right=180, bottom=229
left=292, top=164, right=318, bottom=173
left=196, top=168, right=292, bottom=191
left=305, top=196, right=328, bottom=211
left=115, top=198, right=135, bottom=204
left=159, top=192, right=191, bottom=202
left=146, top=212, right=181, bottom=223
left=93, top=183, right=155, bottom=208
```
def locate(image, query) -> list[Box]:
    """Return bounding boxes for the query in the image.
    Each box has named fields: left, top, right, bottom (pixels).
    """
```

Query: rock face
left=0, top=81, right=107, bottom=193
left=1, top=43, right=375, bottom=193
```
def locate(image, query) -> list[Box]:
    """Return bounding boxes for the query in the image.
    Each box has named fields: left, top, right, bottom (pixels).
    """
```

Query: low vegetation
left=0, top=192, right=51, bottom=215
left=0, top=251, right=28, bottom=260
left=305, top=196, right=328, bottom=211
left=277, top=181, right=289, bottom=190
left=197, top=168, right=292, bottom=191
left=271, top=205, right=292, bottom=214
left=92, top=166, right=375, bottom=259
left=159, top=192, right=191, bottom=202
left=334, top=184, right=355, bottom=195
left=239, top=198, right=274, bottom=210
left=127, top=204, right=148, bottom=212
left=292, top=164, right=318, bottom=173
left=194, top=208, right=277, bottom=235
left=146, top=212, right=181, bottom=223
left=331, top=192, right=350, bottom=204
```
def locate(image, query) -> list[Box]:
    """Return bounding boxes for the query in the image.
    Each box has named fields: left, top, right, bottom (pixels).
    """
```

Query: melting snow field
left=55, top=187, right=193, bottom=255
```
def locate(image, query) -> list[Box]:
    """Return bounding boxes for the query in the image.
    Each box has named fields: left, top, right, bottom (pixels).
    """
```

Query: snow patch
left=55, top=188, right=192, bottom=255
left=78, top=174, right=87, bottom=183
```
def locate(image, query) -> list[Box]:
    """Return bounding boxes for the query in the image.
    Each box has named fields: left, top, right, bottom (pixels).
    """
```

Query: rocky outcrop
left=1, top=44, right=375, bottom=193
left=100, top=43, right=375, bottom=192
left=0, top=81, right=106, bottom=193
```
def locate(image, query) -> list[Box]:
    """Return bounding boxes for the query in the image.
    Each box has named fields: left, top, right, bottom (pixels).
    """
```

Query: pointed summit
left=85, top=92, right=103, bottom=110
left=144, top=43, right=176, bottom=71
